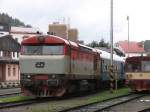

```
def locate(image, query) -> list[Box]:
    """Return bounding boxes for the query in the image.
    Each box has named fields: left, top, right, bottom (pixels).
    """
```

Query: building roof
left=10, top=26, right=41, bottom=34
left=118, top=41, right=145, bottom=53
left=0, top=35, right=21, bottom=52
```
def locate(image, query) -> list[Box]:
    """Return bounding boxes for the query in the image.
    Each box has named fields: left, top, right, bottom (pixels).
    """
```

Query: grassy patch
left=87, top=87, right=131, bottom=103
left=0, top=95, right=33, bottom=103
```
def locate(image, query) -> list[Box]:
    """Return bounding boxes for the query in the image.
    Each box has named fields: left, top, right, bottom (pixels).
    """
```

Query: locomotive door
left=94, top=53, right=100, bottom=75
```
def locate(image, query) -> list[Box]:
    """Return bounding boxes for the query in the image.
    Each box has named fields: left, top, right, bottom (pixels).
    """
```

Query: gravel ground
left=103, top=95, right=150, bottom=112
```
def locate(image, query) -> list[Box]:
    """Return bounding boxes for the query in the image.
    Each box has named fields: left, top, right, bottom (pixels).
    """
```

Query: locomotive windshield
left=22, top=45, right=64, bottom=55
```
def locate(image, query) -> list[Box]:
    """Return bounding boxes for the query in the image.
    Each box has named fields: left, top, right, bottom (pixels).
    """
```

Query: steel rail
left=59, top=94, right=148, bottom=112
left=0, top=96, right=62, bottom=109
left=138, top=108, right=150, bottom=112
left=0, top=89, right=102, bottom=109
left=0, top=92, right=21, bottom=98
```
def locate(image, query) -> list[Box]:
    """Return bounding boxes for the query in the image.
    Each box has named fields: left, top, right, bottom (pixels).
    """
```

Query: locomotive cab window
left=22, top=45, right=64, bottom=55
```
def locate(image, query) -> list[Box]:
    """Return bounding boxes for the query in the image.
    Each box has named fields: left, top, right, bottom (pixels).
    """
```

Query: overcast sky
left=0, top=0, right=150, bottom=43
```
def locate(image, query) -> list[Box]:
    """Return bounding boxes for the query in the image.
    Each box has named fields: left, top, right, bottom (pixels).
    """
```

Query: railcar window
left=126, top=63, right=140, bottom=72
left=22, top=45, right=64, bottom=55
left=142, top=61, right=150, bottom=72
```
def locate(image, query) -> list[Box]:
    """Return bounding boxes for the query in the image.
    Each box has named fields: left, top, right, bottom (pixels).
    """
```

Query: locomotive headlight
left=52, top=74, right=56, bottom=78
left=126, top=74, right=132, bottom=79
left=129, top=74, right=132, bottom=78
left=27, top=75, right=31, bottom=78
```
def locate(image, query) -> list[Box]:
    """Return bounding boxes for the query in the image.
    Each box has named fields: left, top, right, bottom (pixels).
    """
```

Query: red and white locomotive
left=20, top=35, right=100, bottom=97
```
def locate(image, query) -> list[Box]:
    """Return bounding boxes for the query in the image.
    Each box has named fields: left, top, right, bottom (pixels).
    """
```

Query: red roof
left=118, top=41, right=144, bottom=53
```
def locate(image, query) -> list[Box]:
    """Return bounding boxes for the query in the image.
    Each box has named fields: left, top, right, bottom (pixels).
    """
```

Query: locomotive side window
left=22, top=45, right=64, bottom=55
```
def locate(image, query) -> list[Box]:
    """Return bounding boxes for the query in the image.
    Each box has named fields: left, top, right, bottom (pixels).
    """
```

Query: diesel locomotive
left=20, top=35, right=125, bottom=97
left=20, top=35, right=100, bottom=97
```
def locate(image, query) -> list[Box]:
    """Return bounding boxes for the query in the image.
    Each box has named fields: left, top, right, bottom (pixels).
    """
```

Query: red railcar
left=20, top=35, right=100, bottom=97
left=125, top=56, right=150, bottom=92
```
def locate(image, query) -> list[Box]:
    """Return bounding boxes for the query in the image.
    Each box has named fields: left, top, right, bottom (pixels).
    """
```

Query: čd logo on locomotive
left=35, top=62, right=45, bottom=68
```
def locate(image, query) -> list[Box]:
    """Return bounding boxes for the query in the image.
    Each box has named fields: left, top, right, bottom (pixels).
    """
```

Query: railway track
left=0, top=88, right=21, bottom=98
left=0, top=88, right=20, bottom=95
left=0, top=90, right=99, bottom=109
left=139, top=108, right=150, bottom=112
left=59, top=93, right=148, bottom=112
left=0, top=97, right=60, bottom=109
left=0, top=98, right=36, bottom=109
left=0, top=92, right=21, bottom=98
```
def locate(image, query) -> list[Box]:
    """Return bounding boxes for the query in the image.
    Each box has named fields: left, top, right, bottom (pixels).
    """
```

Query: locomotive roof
left=79, top=44, right=97, bottom=52
left=22, top=35, right=68, bottom=44
left=96, top=49, right=124, bottom=62
left=21, top=35, right=99, bottom=53
left=22, top=35, right=78, bottom=48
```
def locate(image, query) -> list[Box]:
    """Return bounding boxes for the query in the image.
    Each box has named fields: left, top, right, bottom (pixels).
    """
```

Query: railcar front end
left=125, top=56, right=150, bottom=92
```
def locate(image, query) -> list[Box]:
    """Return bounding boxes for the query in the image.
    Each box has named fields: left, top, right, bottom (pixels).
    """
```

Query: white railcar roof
left=78, top=44, right=95, bottom=51
left=96, top=49, right=124, bottom=62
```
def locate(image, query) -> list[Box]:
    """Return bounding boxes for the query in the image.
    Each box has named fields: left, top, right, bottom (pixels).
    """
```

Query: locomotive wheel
left=55, top=87, right=66, bottom=97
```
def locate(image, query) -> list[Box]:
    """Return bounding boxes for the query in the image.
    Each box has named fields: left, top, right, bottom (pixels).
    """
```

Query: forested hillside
left=0, top=13, right=32, bottom=27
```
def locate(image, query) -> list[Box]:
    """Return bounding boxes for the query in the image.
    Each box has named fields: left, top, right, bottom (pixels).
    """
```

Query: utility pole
left=109, top=0, right=114, bottom=93
left=127, top=16, right=130, bottom=57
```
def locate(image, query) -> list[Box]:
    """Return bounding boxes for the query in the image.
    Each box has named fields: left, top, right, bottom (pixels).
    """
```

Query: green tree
left=0, top=13, right=32, bottom=27
left=87, top=38, right=109, bottom=48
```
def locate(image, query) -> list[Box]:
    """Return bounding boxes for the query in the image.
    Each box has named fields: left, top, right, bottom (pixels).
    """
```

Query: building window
left=3, top=51, right=11, bottom=58
left=3, top=51, right=6, bottom=57
left=8, top=51, right=11, bottom=57
left=13, top=52, right=15, bottom=57
left=17, top=52, right=19, bottom=57
left=0, top=51, right=2, bottom=57
left=13, top=67, right=16, bottom=76
left=8, top=66, right=11, bottom=76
